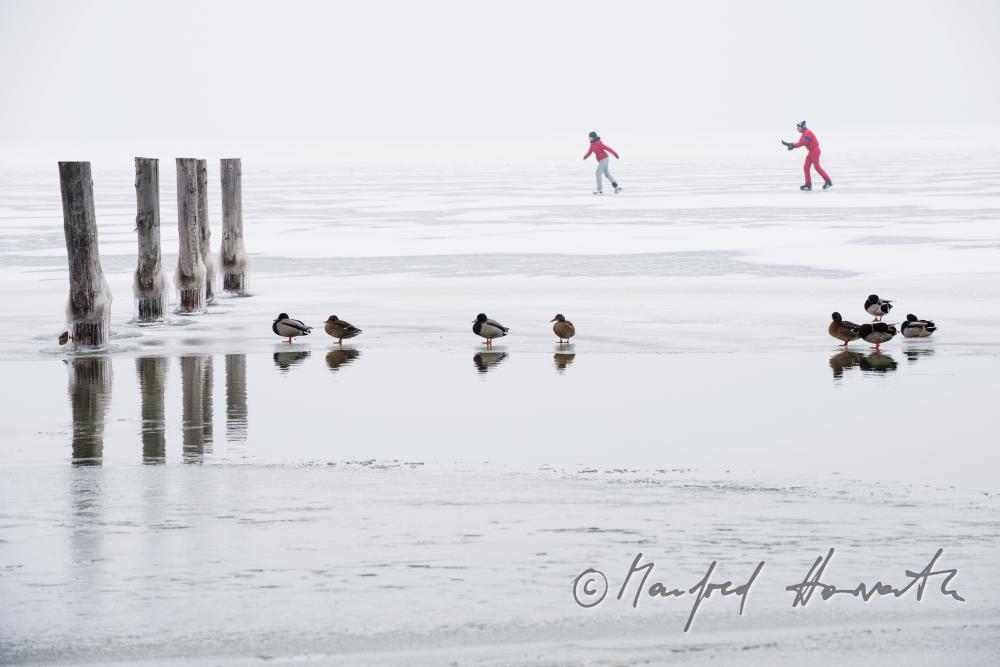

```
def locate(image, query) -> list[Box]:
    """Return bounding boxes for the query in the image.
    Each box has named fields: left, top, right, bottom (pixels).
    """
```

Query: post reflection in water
left=273, top=349, right=311, bottom=372
left=473, top=351, right=507, bottom=374
left=326, top=348, right=360, bottom=372
left=136, top=357, right=169, bottom=464
left=225, top=354, right=248, bottom=442
left=67, top=356, right=113, bottom=466
left=181, top=355, right=214, bottom=464
left=553, top=352, right=575, bottom=372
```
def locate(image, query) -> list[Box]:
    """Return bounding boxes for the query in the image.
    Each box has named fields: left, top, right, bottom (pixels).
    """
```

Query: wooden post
left=175, top=158, right=206, bottom=312
left=59, top=161, right=112, bottom=346
left=225, top=353, right=248, bottom=442
left=196, top=159, right=216, bottom=303
left=220, top=158, right=248, bottom=294
left=136, top=356, right=168, bottom=463
left=68, top=356, right=112, bottom=466
left=133, top=157, right=167, bottom=321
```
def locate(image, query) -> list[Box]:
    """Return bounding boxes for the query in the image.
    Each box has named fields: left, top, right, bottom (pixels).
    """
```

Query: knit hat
left=588, top=131, right=599, bottom=141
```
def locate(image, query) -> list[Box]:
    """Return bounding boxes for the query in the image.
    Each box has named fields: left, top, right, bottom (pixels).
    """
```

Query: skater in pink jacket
left=782, top=120, right=832, bottom=191
left=583, top=131, right=621, bottom=194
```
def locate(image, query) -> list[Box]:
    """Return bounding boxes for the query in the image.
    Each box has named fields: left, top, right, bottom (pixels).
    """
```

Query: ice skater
left=583, top=131, right=621, bottom=194
left=782, top=121, right=832, bottom=191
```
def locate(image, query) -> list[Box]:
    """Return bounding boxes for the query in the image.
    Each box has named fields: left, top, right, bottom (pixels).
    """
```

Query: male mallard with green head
left=324, top=315, right=362, bottom=345
left=272, top=313, right=312, bottom=343
left=550, top=313, right=576, bottom=344
left=857, top=321, right=896, bottom=351
left=864, top=294, right=893, bottom=321
left=828, top=312, right=860, bottom=346
left=900, top=314, right=936, bottom=338
left=472, top=313, right=508, bottom=348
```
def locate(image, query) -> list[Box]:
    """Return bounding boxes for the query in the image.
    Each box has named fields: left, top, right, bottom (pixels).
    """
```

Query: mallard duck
left=900, top=314, right=936, bottom=338
left=864, top=294, right=893, bottom=321
left=550, top=314, right=576, bottom=344
left=857, top=321, right=896, bottom=351
left=58, top=331, right=71, bottom=346
left=324, top=315, right=362, bottom=344
left=472, top=313, right=508, bottom=347
left=828, top=312, right=861, bottom=346
left=272, top=313, right=312, bottom=343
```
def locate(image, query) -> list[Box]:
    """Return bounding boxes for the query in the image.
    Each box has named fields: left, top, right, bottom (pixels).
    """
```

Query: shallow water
left=1, top=155, right=999, bottom=664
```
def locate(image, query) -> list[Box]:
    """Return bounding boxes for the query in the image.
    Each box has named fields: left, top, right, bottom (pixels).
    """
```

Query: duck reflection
left=554, top=352, right=576, bottom=373
left=326, top=348, right=361, bottom=372
left=828, top=350, right=863, bottom=379
left=903, top=346, right=935, bottom=364
left=473, top=351, right=507, bottom=374
left=859, top=351, right=898, bottom=374
left=136, top=357, right=168, bottom=464
left=67, top=356, right=113, bottom=466
left=181, top=355, right=214, bottom=463
left=273, top=349, right=311, bottom=372
left=225, top=354, right=247, bottom=442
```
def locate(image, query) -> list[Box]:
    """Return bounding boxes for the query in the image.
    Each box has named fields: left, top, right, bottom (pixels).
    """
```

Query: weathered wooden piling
left=196, top=159, right=216, bottom=303
left=175, top=158, right=206, bottom=313
left=59, top=162, right=112, bottom=346
left=220, top=158, right=249, bottom=294
left=136, top=356, right=168, bottom=463
left=133, top=157, right=168, bottom=321
left=68, top=356, right=113, bottom=465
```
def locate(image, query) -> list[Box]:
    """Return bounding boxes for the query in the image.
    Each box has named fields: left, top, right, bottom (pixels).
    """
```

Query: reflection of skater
left=782, top=121, right=832, bottom=191
left=583, top=131, right=621, bottom=194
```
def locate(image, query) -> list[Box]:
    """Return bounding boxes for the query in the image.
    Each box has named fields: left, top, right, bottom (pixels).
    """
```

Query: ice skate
left=800, top=184, right=812, bottom=191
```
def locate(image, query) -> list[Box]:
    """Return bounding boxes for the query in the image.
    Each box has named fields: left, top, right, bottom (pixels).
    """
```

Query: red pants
left=803, top=150, right=831, bottom=186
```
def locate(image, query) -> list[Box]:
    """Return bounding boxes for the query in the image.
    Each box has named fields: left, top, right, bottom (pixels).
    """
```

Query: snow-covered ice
left=1, top=150, right=998, bottom=664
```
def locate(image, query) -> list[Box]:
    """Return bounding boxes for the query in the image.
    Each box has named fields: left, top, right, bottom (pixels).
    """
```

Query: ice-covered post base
left=220, top=158, right=248, bottom=295
left=134, top=157, right=167, bottom=321
left=59, top=161, right=112, bottom=346
left=175, top=158, right=206, bottom=312
left=196, top=159, right=216, bottom=303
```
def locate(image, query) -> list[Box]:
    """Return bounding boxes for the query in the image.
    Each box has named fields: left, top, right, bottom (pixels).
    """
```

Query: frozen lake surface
left=1, top=153, right=999, bottom=664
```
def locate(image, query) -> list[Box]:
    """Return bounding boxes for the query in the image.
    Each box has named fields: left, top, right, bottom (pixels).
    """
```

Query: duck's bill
left=549, top=318, right=557, bottom=322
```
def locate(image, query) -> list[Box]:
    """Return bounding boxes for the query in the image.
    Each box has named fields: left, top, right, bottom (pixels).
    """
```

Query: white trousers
left=595, top=157, right=617, bottom=192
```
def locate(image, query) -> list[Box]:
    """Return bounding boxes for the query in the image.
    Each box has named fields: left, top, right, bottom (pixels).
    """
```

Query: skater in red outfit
left=583, top=131, right=621, bottom=194
left=782, top=121, right=832, bottom=191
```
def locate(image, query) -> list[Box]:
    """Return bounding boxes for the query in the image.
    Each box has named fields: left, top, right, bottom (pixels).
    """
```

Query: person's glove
left=781, top=140, right=794, bottom=150
left=616, top=155, right=620, bottom=159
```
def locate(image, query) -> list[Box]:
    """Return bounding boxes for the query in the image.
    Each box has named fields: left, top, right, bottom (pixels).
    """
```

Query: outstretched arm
left=605, top=145, right=619, bottom=159
left=583, top=147, right=593, bottom=160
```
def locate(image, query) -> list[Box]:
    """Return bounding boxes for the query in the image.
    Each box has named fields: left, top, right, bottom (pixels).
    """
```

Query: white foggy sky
left=1, top=0, right=998, bottom=166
